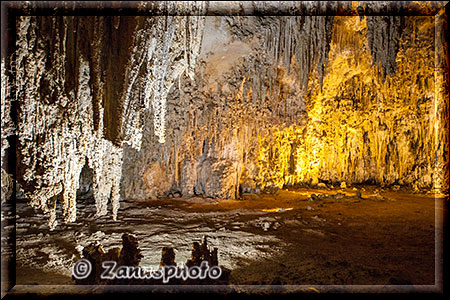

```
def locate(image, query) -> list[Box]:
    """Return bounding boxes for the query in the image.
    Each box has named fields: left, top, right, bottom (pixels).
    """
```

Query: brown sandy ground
left=6, top=185, right=446, bottom=294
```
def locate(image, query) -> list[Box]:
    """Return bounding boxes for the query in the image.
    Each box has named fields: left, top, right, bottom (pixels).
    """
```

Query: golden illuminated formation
left=257, top=16, right=448, bottom=192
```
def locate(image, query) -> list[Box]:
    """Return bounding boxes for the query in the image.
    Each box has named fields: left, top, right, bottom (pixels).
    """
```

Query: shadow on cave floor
left=10, top=185, right=445, bottom=291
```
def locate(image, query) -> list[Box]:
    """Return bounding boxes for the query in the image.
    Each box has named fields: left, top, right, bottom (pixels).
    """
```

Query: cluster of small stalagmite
left=74, top=233, right=229, bottom=285
left=2, top=2, right=448, bottom=229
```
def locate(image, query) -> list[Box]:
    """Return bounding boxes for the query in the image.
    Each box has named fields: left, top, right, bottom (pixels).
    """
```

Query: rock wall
left=1, top=58, right=14, bottom=203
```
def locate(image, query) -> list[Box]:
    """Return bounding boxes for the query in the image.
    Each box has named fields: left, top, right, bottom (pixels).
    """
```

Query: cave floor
left=8, top=185, right=445, bottom=292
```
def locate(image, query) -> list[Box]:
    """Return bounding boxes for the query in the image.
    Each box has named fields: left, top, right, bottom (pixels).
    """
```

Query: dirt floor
left=2, top=185, right=447, bottom=294
left=191, top=186, right=442, bottom=286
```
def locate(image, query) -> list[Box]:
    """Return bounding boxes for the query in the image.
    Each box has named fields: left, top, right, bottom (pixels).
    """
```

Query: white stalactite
left=13, top=4, right=207, bottom=229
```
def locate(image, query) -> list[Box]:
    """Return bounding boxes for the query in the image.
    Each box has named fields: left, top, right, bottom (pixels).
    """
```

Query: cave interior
left=1, top=1, right=449, bottom=293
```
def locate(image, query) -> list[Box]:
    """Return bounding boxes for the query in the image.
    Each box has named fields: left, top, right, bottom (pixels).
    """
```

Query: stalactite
left=121, top=15, right=314, bottom=199
left=262, top=15, right=334, bottom=94
left=122, top=7, right=206, bottom=147
left=15, top=17, right=127, bottom=229
left=12, top=4, right=207, bottom=229
left=365, top=15, right=406, bottom=79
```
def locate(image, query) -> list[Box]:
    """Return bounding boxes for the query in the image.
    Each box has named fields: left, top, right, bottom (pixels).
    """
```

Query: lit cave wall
left=1, top=1, right=448, bottom=230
